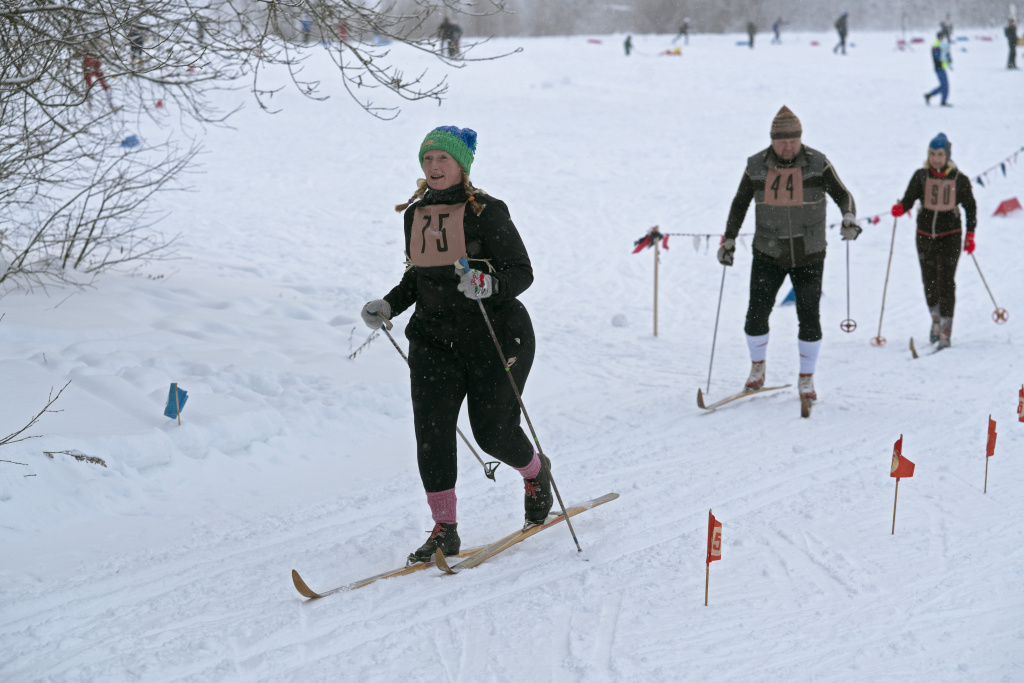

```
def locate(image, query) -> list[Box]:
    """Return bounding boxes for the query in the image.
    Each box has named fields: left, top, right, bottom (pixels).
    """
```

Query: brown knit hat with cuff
left=770, top=105, right=802, bottom=140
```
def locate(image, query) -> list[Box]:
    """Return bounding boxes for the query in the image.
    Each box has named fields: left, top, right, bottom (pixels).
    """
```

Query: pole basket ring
left=870, top=336, right=886, bottom=347
left=840, top=319, right=857, bottom=333
left=993, top=308, right=1009, bottom=324
left=483, top=461, right=500, bottom=481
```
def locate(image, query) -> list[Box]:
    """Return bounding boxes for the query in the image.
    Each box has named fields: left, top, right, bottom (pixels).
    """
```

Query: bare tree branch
left=0, top=380, right=71, bottom=448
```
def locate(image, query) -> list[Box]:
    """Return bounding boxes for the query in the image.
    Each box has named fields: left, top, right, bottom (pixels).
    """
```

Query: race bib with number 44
left=763, top=167, right=804, bottom=207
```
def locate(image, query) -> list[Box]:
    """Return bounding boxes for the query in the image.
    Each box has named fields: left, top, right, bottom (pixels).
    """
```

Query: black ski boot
left=524, top=454, right=553, bottom=527
left=407, top=522, right=460, bottom=565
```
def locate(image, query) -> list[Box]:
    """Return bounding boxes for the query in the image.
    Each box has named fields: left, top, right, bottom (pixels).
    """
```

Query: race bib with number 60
left=410, top=203, right=468, bottom=267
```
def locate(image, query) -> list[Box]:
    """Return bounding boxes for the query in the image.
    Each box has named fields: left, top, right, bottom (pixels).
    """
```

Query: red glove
left=891, top=203, right=905, bottom=217
left=964, top=232, right=976, bottom=254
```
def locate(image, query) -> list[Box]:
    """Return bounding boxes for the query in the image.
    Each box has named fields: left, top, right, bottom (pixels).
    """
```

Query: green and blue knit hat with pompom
left=419, top=126, right=477, bottom=175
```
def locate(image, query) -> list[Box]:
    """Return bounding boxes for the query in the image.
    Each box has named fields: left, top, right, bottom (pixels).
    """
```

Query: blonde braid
left=394, top=178, right=428, bottom=213
left=463, top=175, right=485, bottom=216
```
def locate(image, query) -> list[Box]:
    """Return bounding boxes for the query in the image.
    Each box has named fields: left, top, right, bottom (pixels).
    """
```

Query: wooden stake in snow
left=705, top=509, right=722, bottom=606
left=630, top=226, right=666, bottom=337
left=653, top=237, right=659, bottom=337
left=889, top=435, right=915, bottom=534
left=984, top=415, right=997, bottom=493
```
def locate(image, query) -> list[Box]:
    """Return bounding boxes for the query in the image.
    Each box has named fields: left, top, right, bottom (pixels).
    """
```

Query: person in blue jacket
left=925, top=32, right=953, bottom=106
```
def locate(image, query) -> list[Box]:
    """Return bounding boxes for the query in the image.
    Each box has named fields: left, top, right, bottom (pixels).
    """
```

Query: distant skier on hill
left=890, top=133, right=977, bottom=349
left=359, top=125, right=552, bottom=565
left=747, top=21, right=757, bottom=49
left=717, top=106, right=859, bottom=407
left=624, top=35, right=633, bottom=56
left=924, top=32, right=952, bottom=106
left=673, top=18, right=690, bottom=45
left=771, top=17, right=785, bottom=44
left=1006, top=18, right=1019, bottom=69
left=940, top=13, right=954, bottom=41
left=833, top=12, right=848, bottom=54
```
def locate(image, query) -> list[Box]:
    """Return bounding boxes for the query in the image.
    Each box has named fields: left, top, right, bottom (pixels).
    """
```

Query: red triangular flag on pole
left=890, top=435, right=915, bottom=478
left=1018, top=386, right=1023, bottom=423
left=986, top=416, right=997, bottom=457
left=706, top=510, right=722, bottom=564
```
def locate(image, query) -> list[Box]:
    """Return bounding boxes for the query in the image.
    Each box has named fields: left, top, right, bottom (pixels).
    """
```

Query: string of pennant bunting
left=631, top=227, right=753, bottom=254
left=973, top=145, right=1024, bottom=189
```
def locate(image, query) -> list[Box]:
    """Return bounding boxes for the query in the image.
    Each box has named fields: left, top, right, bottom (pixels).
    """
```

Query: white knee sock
left=746, top=333, right=770, bottom=363
left=798, top=339, right=821, bottom=375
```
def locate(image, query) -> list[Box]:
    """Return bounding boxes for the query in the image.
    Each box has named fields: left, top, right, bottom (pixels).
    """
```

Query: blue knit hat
left=929, top=132, right=951, bottom=158
left=419, top=126, right=478, bottom=175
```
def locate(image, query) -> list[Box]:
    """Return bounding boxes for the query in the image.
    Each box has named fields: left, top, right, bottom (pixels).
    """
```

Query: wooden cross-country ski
left=291, top=546, right=485, bottom=600
left=434, top=493, right=619, bottom=575
left=697, top=384, right=791, bottom=412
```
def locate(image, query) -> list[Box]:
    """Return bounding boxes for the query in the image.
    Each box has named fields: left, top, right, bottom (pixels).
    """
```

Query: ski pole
left=457, top=258, right=583, bottom=553
left=969, top=253, right=1009, bottom=324
left=840, top=240, right=857, bottom=333
left=705, top=264, right=727, bottom=394
left=376, top=317, right=501, bottom=481
left=871, top=214, right=899, bottom=346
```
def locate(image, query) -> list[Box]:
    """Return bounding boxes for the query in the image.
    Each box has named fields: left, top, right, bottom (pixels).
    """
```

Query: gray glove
left=840, top=213, right=861, bottom=241
left=360, top=299, right=391, bottom=329
left=717, top=238, right=736, bottom=266
left=456, top=268, right=496, bottom=299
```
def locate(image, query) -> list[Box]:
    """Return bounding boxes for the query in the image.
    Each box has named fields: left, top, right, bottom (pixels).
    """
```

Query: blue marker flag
left=164, top=383, right=188, bottom=419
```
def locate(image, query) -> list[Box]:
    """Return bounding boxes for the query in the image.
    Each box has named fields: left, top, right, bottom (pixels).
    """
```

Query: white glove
left=717, top=238, right=736, bottom=266
left=840, top=213, right=861, bottom=241
left=360, top=299, right=391, bottom=329
left=456, top=269, right=496, bottom=299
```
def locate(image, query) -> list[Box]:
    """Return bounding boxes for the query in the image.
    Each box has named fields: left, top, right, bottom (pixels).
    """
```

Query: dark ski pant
left=916, top=231, right=961, bottom=318
left=927, top=69, right=949, bottom=104
left=1010, top=42, right=1018, bottom=68
left=744, top=256, right=824, bottom=342
left=407, top=312, right=535, bottom=493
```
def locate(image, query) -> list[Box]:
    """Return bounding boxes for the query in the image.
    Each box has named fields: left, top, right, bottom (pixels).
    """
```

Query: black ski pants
left=744, top=255, right=824, bottom=342
left=916, top=231, right=961, bottom=318
left=407, top=309, right=535, bottom=493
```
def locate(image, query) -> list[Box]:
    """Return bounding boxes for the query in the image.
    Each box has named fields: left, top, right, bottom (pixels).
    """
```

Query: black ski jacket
left=384, top=186, right=533, bottom=348
left=896, top=164, right=977, bottom=238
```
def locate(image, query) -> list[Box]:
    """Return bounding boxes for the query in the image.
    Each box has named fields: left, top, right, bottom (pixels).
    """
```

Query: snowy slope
left=2, top=31, right=1023, bottom=682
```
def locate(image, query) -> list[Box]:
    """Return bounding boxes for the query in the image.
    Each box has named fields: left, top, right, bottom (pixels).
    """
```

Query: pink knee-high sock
left=426, top=489, right=457, bottom=524
left=514, top=452, right=541, bottom=480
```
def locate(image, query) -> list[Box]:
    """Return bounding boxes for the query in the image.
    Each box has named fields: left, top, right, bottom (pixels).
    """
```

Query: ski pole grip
left=375, top=312, right=393, bottom=331
left=457, top=257, right=470, bottom=274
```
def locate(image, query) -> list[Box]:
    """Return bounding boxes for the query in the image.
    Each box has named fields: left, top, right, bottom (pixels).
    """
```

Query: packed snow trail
left=2, top=30, right=1023, bottom=681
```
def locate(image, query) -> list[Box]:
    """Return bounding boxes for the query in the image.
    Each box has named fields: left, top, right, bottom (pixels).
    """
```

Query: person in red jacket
left=359, top=126, right=553, bottom=565
left=891, top=132, right=977, bottom=349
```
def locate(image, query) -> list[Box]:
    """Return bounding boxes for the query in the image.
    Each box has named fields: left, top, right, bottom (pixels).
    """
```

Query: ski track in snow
left=2, top=30, right=1024, bottom=682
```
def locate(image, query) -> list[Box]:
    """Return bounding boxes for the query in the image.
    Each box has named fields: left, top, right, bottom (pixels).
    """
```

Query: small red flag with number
left=706, top=510, right=722, bottom=564
left=890, top=435, right=915, bottom=478
left=1018, top=386, right=1023, bottom=422
left=987, top=416, right=997, bottom=457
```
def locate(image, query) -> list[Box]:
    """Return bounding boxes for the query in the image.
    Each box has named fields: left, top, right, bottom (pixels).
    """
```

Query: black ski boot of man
left=929, top=305, right=941, bottom=343
left=407, top=522, right=460, bottom=565
left=524, top=454, right=553, bottom=527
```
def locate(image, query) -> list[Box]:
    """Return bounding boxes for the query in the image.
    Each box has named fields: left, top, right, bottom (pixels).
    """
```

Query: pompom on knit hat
left=419, top=126, right=478, bottom=175
left=770, top=105, right=802, bottom=140
left=929, top=132, right=952, bottom=157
